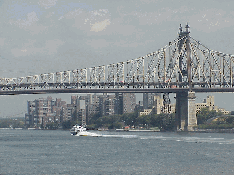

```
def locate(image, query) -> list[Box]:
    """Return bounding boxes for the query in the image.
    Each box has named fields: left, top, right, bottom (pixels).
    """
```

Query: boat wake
left=101, top=134, right=138, bottom=138
left=75, top=131, right=102, bottom=137
left=139, top=135, right=234, bottom=144
left=75, top=132, right=138, bottom=138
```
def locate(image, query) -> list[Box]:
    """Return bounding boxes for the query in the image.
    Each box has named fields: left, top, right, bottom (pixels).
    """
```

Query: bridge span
left=1, top=87, right=234, bottom=96
left=1, top=24, right=234, bottom=131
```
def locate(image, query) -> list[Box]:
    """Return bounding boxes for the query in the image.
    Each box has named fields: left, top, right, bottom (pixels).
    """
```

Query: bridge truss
left=1, top=26, right=234, bottom=95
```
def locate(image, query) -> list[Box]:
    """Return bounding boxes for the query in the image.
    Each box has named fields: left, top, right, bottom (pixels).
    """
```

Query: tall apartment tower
left=206, top=95, right=215, bottom=111
left=114, top=93, right=136, bottom=114
left=103, top=94, right=115, bottom=116
left=86, top=94, right=100, bottom=119
left=69, top=95, right=88, bottom=125
left=114, top=93, right=123, bottom=115
left=77, top=99, right=86, bottom=125
left=143, top=93, right=149, bottom=109
left=143, top=93, right=161, bottom=109
left=153, top=96, right=164, bottom=114
left=37, top=97, right=54, bottom=127
left=123, top=93, right=136, bottom=113
left=25, top=100, right=38, bottom=127
left=25, top=96, right=67, bottom=128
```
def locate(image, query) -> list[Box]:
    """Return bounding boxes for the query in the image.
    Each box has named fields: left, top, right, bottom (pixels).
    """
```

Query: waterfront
left=0, top=130, right=233, bottom=175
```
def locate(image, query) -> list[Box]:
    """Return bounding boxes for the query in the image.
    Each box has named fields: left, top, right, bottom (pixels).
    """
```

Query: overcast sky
left=0, top=0, right=234, bottom=118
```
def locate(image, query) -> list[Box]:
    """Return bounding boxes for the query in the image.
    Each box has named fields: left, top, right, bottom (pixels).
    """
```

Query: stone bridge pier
left=175, top=91, right=197, bottom=131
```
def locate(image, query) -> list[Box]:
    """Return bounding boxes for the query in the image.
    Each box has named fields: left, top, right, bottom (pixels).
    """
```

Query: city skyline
left=24, top=92, right=231, bottom=122
left=25, top=93, right=137, bottom=127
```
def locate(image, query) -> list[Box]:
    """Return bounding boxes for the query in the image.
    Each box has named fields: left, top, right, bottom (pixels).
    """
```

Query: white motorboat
left=70, top=124, right=101, bottom=137
left=70, top=124, right=86, bottom=135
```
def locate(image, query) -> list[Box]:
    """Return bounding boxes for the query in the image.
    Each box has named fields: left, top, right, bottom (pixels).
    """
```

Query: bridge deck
left=1, top=87, right=234, bottom=95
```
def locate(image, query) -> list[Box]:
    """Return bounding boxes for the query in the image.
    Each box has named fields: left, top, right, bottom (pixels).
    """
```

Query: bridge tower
left=175, top=24, right=197, bottom=131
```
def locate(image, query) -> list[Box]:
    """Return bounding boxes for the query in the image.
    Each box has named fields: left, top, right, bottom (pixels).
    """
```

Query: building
left=218, top=108, right=230, bottom=115
left=123, top=93, right=136, bottom=113
left=69, top=95, right=89, bottom=125
left=25, top=93, right=138, bottom=127
left=25, top=96, right=67, bottom=128
left=143, top=93, right=159, bottom=109
left=25, top=100, right=38, bottom=127
left=153, top=95, right=164, bottom=114
left=139, top=109, right=153, bottom=116
left=103, top=94, right=115, bottom=116
left=114, top=93, right=123, bottom=115
left=114, top=93, right=136, bottom=114
left=52, top=98, right=67, bottom=123
left=87, top=94, right=100, bottom=118
left=196, top=95, right=230, bottom=114
left=139, top=93, right=175, bottom=116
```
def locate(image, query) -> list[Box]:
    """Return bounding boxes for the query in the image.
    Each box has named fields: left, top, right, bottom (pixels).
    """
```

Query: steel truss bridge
left=1, top=25, right=234, bottom=96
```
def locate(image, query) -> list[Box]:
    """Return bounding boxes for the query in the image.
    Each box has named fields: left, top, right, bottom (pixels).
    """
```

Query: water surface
left=0, top=130, right=233, bottom=174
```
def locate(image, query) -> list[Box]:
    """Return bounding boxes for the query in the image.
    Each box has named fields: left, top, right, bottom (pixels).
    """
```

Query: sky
left=0, top=0, right=234, bottom=118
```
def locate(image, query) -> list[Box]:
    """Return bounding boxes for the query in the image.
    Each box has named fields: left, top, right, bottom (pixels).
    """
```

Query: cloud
left=190, top=8, right=234, bottom=32
left=45, top=39, right=64, bottom=55
left=58, top=16, right=64, bottom=20
left=11, top=39, right=64, bottom=57
left=61, top=8, right=111, bottom=32
left=0, top=38, right=5, bottom=46
left=8, top=10, right=49, bottom=35
left=38, top=0, right=58, bottom=9
left=91, top=9, right=109, bottom=17
left=64, top=8, right=83, bottom=19
left=10, top=11, right=39, bottom=28
left=90, top=19, right=111, bottom=32
left=86, top=39, right=110, bottom=49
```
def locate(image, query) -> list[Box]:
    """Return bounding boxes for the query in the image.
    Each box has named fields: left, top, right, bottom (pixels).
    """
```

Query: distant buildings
left=139, top=94, right=229, bottom=116
left=123, top=93, right=136, bottom=113
left=25, top=93, right=136, bottom=128
left=196, top=95, right=230, bottom=114
left=25, top=93, right=229, bottom=128
left=139, top=109, right=153, bottom=116
left=139, top=93, right=175, bottom=116
left=25, top=97, right=67, bottom=128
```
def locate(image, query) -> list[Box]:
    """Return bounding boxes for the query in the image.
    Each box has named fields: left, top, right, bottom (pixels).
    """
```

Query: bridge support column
left=176, top=91, right=188, bottom=131
left=175, top=91, right=197, bottom=131
left=187, top=91, right=197, bottom=131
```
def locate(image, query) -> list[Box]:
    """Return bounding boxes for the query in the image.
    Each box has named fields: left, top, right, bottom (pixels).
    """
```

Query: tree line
left=63, top=107, right=234, bottom=131
left=62, top=111, right=176, bottom=131
left=2, top=107, right=233, bottom=130
left=0, top=118, right=25, bottom=128
left=196, top=107, right=234, bottom=129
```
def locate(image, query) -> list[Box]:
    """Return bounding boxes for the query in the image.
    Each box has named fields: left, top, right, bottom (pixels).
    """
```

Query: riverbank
left=116, top=129, right=160, bottom=132
left=1, top=127, right=233, bottom=133
left=194, top=128, right=234, bottom=133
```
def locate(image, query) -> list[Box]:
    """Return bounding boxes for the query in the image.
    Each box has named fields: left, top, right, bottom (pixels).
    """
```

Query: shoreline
left=116, top=129, right=160, bottom=132
left=193, top=128, right=234, bottom=133
left=1, top=128, right=234, bottom=133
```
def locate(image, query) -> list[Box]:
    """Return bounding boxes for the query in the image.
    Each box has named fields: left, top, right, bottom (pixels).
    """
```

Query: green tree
left=62, top=120, right=77, bottom=129
left=0, top=118, right=25, bottom=128
left=196, top=108, right=221, bottom=124
left=121, top=112, right=138, bottom=126
left=46, top=123, right=59, bottom=130
left=226, top=116, right=234, bottom=124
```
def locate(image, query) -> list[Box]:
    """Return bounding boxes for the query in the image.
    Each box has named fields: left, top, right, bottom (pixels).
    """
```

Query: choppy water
left=0, top=130, right=233, bottom=175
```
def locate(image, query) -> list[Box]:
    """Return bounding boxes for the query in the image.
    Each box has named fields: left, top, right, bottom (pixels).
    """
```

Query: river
left=0, top=129, right=233, bottom=174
